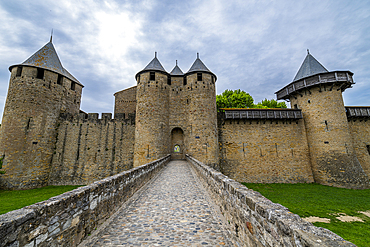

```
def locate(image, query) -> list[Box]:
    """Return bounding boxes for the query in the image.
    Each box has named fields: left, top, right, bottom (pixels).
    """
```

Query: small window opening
left=197, top=73, right=202, bottom=81
left=294, top=104, right=298, bottom=109
left=308, top=99, right=311, bottom=103
left=71, top=81, right=76, bottom=90
left=57, top=75, right=63, bottom=85
left=366, top=145, right=370, bottom=155
left=184, top=77, right=187, bottom=86
left=167, top=76, right=171, bottom=85
left=36, top=68, right=45, bottom=79
left=150, top=72, right=155, bottom=81
left=212, top=76, right=215, bottom=84
left=16, top=67, right=22, bottom=77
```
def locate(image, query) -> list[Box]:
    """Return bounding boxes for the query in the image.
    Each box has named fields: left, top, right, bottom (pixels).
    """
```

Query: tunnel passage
left=171, top=127, right=184, bottom=160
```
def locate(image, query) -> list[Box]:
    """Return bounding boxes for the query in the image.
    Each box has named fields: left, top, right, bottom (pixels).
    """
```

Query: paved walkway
left=79, top=160, right=233, bottom=246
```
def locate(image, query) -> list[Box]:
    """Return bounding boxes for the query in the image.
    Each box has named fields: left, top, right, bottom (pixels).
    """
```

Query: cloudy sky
left=0, top=0, right=369, bottom=120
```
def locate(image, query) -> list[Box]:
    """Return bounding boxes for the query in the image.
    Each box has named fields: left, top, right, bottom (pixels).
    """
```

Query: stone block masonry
left=48, top=113, right=135, bottom=186
left=0, top=155, right=170, bottom=247
left=348, top=118, right=370, bottom=177
left=186, top=155, right=356, bottom=247
left=219, top=114, right=314, bottom=184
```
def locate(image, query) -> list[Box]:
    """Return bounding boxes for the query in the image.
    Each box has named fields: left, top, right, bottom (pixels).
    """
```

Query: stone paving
left=79, top=160, right=234, bottom=246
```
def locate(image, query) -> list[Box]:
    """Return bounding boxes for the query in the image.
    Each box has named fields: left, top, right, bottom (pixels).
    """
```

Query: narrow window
left=197, top=73, right=202, bottom=81
left=71, top=81, right=76, bottom=90
left=212, top=76, right=215, bottom=84
left=184, top=77, right=187, bottom=86
left=57, top=74, right=63, bottom=85
left=294, top=104, right=298, bottom=109
left=16, top=66, right=22, bottom=77
left=167, top=76, right=171, bottom=85
left=367, top=145, right=370, bottom=155
left=36, top=68, right=44, bottom=79
left=150, top=72, right=155, bottom=81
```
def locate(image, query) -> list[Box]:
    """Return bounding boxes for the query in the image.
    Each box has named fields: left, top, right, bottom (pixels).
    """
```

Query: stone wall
left=348, top=119, right=370, bottom=177
left=219, top=115, right=314, bottom=183
left=48, top=113, right=135, bottom=186
left=186, top=155, right=355, bottom=247
left=134, top=71, right=170, bottom=167
left=0, top=155, right=170, bottom=247
left=0, top=66, right=82, bottom=189
left=185, top=72, right=218, bottom=166
left=114, top=86, right=137, bottom=118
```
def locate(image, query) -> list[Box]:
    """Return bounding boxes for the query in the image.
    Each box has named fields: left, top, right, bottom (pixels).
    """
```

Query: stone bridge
left=0, top=156, right=355, bottom=246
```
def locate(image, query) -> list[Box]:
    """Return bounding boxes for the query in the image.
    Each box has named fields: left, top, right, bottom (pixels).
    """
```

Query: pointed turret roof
left=9, top=39, right=82, bottom=86
left=142, top=52, right=167, bottom=73
left=293, top=50, right=329, bottom=82
left=187, top=53, right=212, bottom=73
left=170, top=60, right=184, bottom=75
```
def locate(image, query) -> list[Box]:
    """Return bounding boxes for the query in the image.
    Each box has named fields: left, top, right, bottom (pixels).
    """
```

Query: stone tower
left=276, top=51, right=369, bottom=189
left=184, top=54, right=218, bottom=167
left=0, top=38, right=83, bottom=189
left=133, top=53, right=170, bottom=167
left=133, top=53, right=218, bottom=167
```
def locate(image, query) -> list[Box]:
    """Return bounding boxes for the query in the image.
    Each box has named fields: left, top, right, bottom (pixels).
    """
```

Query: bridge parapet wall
left=186, top=154, right=355, bottom=247
left=0, top=155, right=170, bottom=247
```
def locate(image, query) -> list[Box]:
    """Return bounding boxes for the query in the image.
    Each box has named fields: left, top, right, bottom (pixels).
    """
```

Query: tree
left=255, top=99, right=287, bottom=108
left=216, top=90, right=287, bottom=109
left=216, top=89, right=254, bottom=109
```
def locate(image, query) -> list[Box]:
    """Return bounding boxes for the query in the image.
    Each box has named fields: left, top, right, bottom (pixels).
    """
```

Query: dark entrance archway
left=171, top=127, right=184, bottom=160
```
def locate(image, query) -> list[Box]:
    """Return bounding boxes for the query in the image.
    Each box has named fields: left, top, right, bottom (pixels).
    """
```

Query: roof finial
left=307, top=49, right=310, bottom=55
left=155, top=51, right=157, bottom=58
left=197, top=52, right=199, bottom=59
left=176, top=60, right=178, bottom=66
left=50, top=29, right=53, bottom=43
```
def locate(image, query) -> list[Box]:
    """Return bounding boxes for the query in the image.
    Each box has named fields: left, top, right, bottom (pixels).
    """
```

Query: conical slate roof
left=170, top=60, right=184, bottom=75
left=9, top=40, right=82, bottom=86
left=142, top=52, right=167, bottom=73
left=187, top=53, right=212, bottom=73
left=293, top=51, right=329, bottom=82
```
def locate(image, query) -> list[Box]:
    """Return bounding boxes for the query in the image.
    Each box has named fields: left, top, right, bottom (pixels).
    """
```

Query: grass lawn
left=242, top=183, right=370, bottom=247
left=0, top=185, right=83, bottom=215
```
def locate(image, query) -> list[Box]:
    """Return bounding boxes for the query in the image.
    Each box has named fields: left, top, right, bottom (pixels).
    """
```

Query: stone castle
left=0, top=39, right=369, bottom=190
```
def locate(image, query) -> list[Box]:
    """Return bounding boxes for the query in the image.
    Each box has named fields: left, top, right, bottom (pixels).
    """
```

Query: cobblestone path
left=79, top=160, right=233, bottom=246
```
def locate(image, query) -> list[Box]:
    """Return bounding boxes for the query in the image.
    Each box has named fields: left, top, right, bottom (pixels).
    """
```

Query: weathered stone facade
left=48, top=113, right=135, bottom=186
left=0, top=40, right=369, bottom=190
left=218, top=113, right=314, bottom=184
left=113, top=86, right=137, bottom=119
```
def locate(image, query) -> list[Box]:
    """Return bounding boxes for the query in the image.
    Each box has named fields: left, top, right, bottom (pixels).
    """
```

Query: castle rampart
left=347, top=106, right=370, bottom=177
left=218, top=109, right=314, bottom=183
left=49, top=113, right=135, bottom=186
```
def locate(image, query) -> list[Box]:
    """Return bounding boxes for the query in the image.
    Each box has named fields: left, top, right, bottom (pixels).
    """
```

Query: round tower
left=0, top=38, right=83, bottom=189
left=133, top=53, right=170, bottom=167
left=276, top=51, right=369, bottom=189
left=184, top=53, right=218, bottom=167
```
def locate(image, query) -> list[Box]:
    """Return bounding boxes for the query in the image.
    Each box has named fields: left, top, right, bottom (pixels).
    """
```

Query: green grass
left=0, top=185, right=83, bottom=215
left=242, top=183, right=370, bottom=247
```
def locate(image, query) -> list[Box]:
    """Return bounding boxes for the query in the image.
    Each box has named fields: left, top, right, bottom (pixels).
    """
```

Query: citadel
left=0, top=38, right=370, bottom=190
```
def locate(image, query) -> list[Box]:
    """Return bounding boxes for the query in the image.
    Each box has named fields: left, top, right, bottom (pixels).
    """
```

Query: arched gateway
left=171, top=127, right=184, bottom=160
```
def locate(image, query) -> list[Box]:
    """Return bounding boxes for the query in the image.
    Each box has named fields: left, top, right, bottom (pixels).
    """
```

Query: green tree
left=216, top=89, right=254, bottom=109
left=255, top=99, right=287, bottom=108
left=216, top=90, right=287, bottom=109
